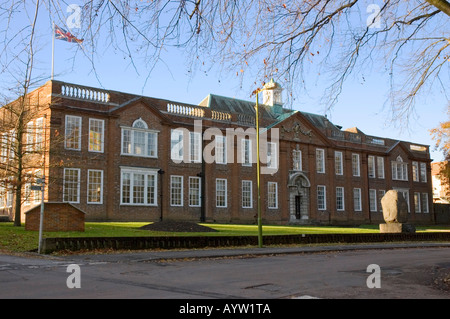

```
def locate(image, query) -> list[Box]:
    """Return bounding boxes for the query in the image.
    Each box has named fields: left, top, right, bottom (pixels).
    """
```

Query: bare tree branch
left=425, top=0, right=450, bottom=16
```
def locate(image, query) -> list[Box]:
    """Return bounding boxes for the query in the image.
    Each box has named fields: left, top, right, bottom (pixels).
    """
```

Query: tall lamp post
left=37, top=115, right=47, bottom=254
left=254, top=81, right=276, bottom=248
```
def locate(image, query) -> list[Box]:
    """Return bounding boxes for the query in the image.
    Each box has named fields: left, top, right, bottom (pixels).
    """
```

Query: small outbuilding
left=25, top=202, right=85, bottom=232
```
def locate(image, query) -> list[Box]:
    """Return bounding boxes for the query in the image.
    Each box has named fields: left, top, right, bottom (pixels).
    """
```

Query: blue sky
left=49, top=34, right=446, bottom=162
left=2, top=1, right=447, bottom=162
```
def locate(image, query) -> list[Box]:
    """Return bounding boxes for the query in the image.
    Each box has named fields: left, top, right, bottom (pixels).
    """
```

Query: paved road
left=0, top=244, right=449, bottom=300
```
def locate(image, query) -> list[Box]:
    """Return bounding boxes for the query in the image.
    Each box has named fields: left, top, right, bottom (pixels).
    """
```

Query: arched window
left=122, top=118, right=157, bottom=157
left=132, top=118, right=148, bottom=129
left=392, top=156, right=408, bottom=181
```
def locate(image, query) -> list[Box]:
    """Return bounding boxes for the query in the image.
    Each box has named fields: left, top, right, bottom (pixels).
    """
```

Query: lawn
left=0, top=222, right=449, bottom=253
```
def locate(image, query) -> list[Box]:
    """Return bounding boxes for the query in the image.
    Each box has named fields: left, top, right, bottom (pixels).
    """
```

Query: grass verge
left=0, top=222, right=449, bottom=253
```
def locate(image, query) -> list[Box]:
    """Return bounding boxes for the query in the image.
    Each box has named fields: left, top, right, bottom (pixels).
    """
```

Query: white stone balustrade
left=61, top=84, right=110, bottom=103
left=211, top=110, right=232, bottom=122
left=166, top=103, right=206, bottom=118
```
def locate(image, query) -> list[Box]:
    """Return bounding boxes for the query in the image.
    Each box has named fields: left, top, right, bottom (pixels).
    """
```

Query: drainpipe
left=158, top=169, right=165, bottom=221
left=199, top=128, right=206, bottom=222
left=198, top=170, right=205, bottom=222
left=366, top=154, right=372, bottom=224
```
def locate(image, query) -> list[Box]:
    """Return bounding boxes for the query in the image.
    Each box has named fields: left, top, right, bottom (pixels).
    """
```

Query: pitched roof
left=200, top=94, right=277, bottom=120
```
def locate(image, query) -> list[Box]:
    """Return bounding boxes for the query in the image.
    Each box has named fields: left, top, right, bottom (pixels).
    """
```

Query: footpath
left=53, top=242, right=450, bottom=264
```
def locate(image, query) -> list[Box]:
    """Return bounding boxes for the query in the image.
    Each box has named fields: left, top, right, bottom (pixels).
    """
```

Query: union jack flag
left=54, top=24, right=83, bottom=44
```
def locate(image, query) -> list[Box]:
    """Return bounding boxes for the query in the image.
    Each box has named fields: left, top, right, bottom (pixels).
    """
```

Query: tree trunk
left=13, top=101, right=25, bottom=227
left=13, top=185, right=22, bottom=227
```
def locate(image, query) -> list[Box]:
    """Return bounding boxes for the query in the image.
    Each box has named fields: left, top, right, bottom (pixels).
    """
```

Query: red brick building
left=0, top=80, right=434, bottom=225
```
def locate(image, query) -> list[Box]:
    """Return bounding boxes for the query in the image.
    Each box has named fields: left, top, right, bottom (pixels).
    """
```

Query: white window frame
left=26, top=121, right=34, bottom=152
left=268, top=182, right=278, bottom=209
left=170, top=129, right=184, bottom=162
left=412, top=161, right=419, bottom=182
left=188, top=176, right=201, bottom=207
left=216, top=178, right=227, bottom=208
left=293, top=149, right=302, bottom=171
left=1, top=133, right=7, bottom=163
left=33, top=170, right=42, bottom=204
left=33, top=186, right=41, bottom=204
left=35, top=117, right=44, bottom=151
left=353, top=188, right=362, bottom=212
left=63, top=168, right=81, bottom=203
left=24, top=183, right=31, bottom=206
left=1, top=186, right=12, bottom=208
left=242, top=180, right=253, bottom=208
left=0, top=187, right=4, bottom=208
left=422, top=193, right=429, bottom=213
left=121, top=120, right=158, bottom=158
left=392, top=156, right=408, bottom=181
left=120, top=167, right=158, bottom=206
left=65, top=115, right=82, bottom=151
left=414, top=192, right=421, bottom=213
left=317, top=185, right=326, bottom=210
left=216, top=135, right=227, bottom=165
left=336, top=187, right=345, bottom=211
left=267, top=142, right=277, bottom=169
left=170, top=175, right=183, bottom=207
left=335, top=151, right=343, bottom=175
left=369, top=189, right=377, bottom=212
left=89, top=118, right=105, bottom=153
left=420, top=162, right=427, bottom=183
left=8, top=129, right=15, bottom=160
left=242, top=139, right=252, bottom=167
left=6, top=187, right=13, bottom=208
left=352, top=154, right=360, bottom=177
left=368, top=155, right=376, bottom=178
left=377, top=157, right=385, bottom=179
left=378, top=189, right=386, bottom=212
left=316, top=149, right=325, bottom=173
left=87, top=169, right=104, bottom=204
left=189, top=132, right=202, bottom=163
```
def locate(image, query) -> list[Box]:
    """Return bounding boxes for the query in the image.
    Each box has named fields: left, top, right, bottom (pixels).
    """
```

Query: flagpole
left=51, top=22, right=55, bottom=80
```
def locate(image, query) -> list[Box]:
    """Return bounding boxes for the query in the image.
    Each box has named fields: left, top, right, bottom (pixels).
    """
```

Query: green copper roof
left=201, top=94, right=277, bottom=120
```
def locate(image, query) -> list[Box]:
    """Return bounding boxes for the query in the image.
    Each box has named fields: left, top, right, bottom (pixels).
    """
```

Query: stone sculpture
left=379, top=190, right=416, bottom=233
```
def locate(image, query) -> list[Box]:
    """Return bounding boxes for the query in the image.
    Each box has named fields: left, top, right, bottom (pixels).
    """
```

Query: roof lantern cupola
left=262, top=78, right=283, bottom=107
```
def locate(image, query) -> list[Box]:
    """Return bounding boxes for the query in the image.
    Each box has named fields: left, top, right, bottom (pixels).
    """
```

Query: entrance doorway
left=288, top=172, right=310, bottom=224
left=295, top=195, right=302, bottom=220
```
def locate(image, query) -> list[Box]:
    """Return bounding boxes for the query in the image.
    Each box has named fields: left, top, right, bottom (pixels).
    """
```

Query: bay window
left=120, top=168, right=157, bottom=206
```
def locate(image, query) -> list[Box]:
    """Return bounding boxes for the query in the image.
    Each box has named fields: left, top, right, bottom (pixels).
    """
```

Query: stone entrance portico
left=288, top=172, right=310, bottom=224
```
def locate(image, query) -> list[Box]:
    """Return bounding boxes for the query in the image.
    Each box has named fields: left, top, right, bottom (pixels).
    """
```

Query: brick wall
left=41, top=232, right=450, bottom=254
left=25, top=202, right=85, bottom=232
